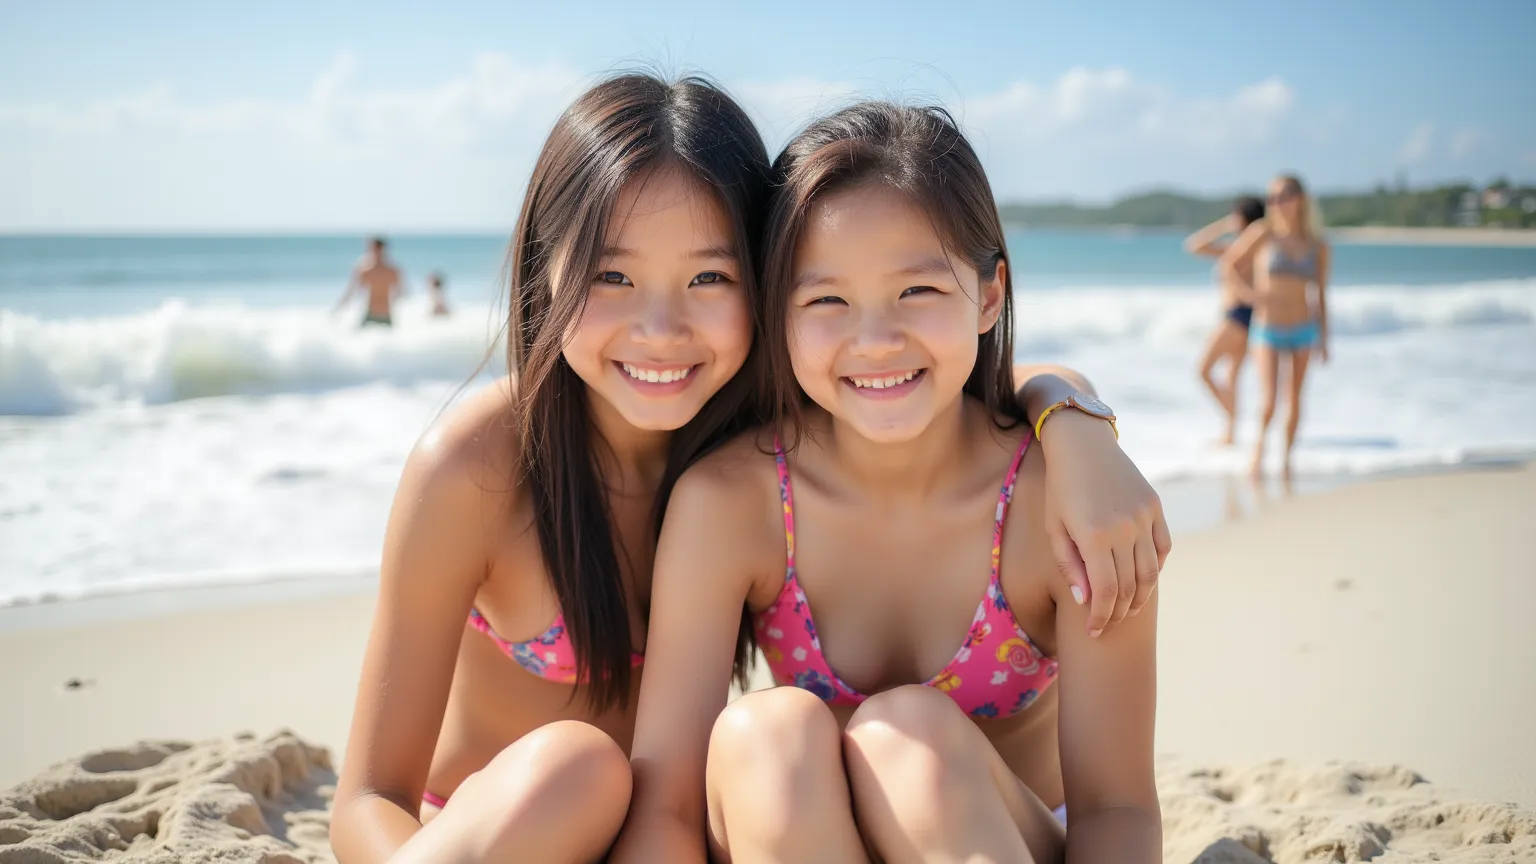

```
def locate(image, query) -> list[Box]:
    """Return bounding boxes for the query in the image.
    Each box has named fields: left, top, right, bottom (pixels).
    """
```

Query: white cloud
left=1397, top=122, right=1434, bottom=164
left=2, top=51, right=584, bottom=157
left=0, top=57, right=1327, bottom=229
left=963, top=69, right=1295, bottom=151
left=1449, top=126, right=1488, bottom=160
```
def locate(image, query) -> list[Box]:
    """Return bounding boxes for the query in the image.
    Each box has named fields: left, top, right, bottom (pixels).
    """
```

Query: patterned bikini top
left=1267, top=241, right=1318, bottom=279
left=469, top=608, right=643, bottom=684
left=754, top=434, right=1059, bottom=719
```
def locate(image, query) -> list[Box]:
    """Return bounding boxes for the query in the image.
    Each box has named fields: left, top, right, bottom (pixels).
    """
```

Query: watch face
left=1072, top=393, right=1113, bottom=418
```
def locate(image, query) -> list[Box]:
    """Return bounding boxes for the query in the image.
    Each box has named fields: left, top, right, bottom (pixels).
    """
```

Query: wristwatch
left=1033, top=393, right=1118, bottom=440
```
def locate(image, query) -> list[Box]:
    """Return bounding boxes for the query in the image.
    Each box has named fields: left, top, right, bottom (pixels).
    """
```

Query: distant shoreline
left=1327, top=226, right=1536, bottom=247
left=993, top=223, right=1536, bottom=247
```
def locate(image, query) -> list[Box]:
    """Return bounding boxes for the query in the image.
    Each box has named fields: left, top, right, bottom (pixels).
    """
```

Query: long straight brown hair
left=759, top=101, right=1024, bottom=438
left=505, top=73, right=771, bottom=709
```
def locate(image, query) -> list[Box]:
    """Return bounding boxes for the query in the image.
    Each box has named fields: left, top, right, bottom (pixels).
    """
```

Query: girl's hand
left=1039, top=412, right=1171, bottom=637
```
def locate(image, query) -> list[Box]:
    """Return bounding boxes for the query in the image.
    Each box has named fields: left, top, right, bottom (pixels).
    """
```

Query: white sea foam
left=5, top=280, right=1533, bottom=416
left=2, top=279, right=1535, bottom=607
left=0, top=297, right=506, bottom=415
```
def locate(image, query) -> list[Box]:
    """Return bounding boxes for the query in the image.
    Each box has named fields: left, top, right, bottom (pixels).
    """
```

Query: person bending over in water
left=1219, top=174, right=1331, bottom=479
left=1185, top=196, right=1265, bottom=445
left=335, top=236, right=404, bottom=327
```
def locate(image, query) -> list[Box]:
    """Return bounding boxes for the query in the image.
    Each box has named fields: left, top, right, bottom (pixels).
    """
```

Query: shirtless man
left=334, top=237, right=403, bottom=326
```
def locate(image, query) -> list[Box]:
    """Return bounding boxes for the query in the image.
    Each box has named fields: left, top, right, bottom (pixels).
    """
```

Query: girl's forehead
left=604, top=168, right=734, bottom=255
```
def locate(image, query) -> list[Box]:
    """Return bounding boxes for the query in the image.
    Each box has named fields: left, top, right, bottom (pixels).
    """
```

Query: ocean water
left=3, top=231, right=1535, bottom=606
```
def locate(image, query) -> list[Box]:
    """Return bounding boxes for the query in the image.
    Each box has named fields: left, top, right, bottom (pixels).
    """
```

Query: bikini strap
left=990, top=432, right=1033, bottom=582
left=772, top=435, right=796, bottom=579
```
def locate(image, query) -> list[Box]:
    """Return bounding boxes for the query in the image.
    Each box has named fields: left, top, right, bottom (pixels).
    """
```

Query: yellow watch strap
left=1034, top=400, right=1069, bottom=440
left=1033, top=399, right=1119, bottom=441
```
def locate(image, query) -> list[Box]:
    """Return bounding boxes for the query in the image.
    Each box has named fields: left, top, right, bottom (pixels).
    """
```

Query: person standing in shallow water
left=427, top=271, right=450, bottom=318
left=1219, top=174, right=1331, bottom=479
left=334, top=236, right=404, bottom=327
left=1185, top=196, right=1267, bottom=445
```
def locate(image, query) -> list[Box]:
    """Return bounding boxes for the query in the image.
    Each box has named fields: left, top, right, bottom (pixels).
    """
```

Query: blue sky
left=2, top=0, right=1532, bottom=231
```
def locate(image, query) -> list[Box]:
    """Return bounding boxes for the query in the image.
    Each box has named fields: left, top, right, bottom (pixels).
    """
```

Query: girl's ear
left=978, top=257, right=1007, bottom=335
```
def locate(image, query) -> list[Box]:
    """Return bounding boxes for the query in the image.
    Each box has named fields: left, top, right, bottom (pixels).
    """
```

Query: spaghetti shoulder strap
left=773, top=435, right=797, bottom=576
left=990, top=432, right=1033, bottom=583
left=1000, top=431, right=1032, bottom=503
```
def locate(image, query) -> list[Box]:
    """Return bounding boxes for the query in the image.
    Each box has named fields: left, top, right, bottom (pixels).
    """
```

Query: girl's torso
left=423, top=385, right=654, bottom=802
left=1219, top=256, right=1257, bottom=310
left=1255, top=234, right=1320, bottom=326
left=730, top=405, right=1067, bottom=806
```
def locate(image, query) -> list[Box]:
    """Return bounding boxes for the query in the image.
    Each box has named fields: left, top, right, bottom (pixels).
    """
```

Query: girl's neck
left=821, top=394, right=977, bottom=503
left=1273, top=222, right=1308, bottom=242
left=586, top=391, right=671, bottom=498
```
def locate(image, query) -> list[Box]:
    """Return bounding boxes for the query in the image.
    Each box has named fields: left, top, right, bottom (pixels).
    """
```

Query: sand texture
left=1160, top=759, right=1536, bottom=862
left=0, top=732, right=333, bottom=864
left=3, top=467, right=1534, bottom=861
left=3, top=732, right=1533, bottom=863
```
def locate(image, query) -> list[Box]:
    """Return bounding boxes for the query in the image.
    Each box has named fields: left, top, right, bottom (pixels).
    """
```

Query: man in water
left=334, top=236, right=402, bottom=327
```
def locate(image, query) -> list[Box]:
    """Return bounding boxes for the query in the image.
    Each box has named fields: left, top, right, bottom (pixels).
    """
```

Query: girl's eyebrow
left=688, top=244, right=738, bottom=261
left=599, top=244, right=738, bottom=261
left=792, top=269, right=834, bottom=291
left=794, top=254, right=955, bottom=291
left=890, top=255, right=956, bottom=279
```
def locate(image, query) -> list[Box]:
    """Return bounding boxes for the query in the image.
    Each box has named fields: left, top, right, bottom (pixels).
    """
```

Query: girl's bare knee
left=711, top=686, right=841, bottom=764
left=708, top=687, right=845, bottom=843
left=399, top=723, right=630, bottom=863
left=845, top=685, right=971, bottom=791
left=847, top=685, right=967, bottom=750
left=473, top=721, right=632, bottom=831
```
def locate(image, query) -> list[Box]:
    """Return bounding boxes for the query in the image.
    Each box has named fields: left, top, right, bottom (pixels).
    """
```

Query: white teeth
left=623, top=363, right=693, bottom=384
left=849, top=370, right=920, bottom=389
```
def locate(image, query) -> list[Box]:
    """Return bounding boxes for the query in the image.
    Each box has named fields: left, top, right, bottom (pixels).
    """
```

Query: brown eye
left=691, top=271, right=730, bottom=286
left=901, top=285, right=938, bottom=298
left=596, top=271, right=631, bottom=286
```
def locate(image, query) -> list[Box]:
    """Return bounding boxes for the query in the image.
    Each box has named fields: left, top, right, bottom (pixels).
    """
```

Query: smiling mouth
left=619, top=362, right=697, bottom=384
left=844, top=369, right=924, bottom=390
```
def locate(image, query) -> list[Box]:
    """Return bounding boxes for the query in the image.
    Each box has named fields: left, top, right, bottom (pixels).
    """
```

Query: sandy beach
left=2, top=466, right=1534, bottom=862
left=1329, top=226, right=1536, bottom=246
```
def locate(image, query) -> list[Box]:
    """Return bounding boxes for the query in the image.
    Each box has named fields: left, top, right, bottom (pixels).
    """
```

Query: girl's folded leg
left=392, top=720, right=632, bottom=864
left=843, top=685, right=1066, bottom=864
left=705, top=687, right=872, bottom=864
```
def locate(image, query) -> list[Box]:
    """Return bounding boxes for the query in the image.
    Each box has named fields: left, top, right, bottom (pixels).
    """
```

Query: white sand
left=3, top=465, right=1534, bottom=862
left=1330, top=226, right=1536, bottom=246
left=1155, top=464, right=1536, bottom=810
left=0, top=732, right=333, bottom=863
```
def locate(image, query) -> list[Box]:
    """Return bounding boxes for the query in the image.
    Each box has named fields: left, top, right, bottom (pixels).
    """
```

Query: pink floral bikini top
left=469, top=609, right=643, bottom=684
left=754, top=434, right=1058, bottom=719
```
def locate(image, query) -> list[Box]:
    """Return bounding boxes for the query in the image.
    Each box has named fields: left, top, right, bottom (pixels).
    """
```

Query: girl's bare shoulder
left=404, top=377, right=527, bottom=522
left=672, top=425, right=781, bottom=511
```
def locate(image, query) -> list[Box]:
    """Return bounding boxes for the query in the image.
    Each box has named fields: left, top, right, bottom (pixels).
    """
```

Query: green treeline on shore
left=998, top=180, right=1536, bottom=229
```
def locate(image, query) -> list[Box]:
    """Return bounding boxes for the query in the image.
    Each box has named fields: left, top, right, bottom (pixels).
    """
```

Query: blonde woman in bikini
left=1219, top=174, right=1330, bottom=479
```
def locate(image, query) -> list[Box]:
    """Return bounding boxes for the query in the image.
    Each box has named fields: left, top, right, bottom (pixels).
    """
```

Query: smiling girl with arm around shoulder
left=614, top=102, right=1159, bottom=864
